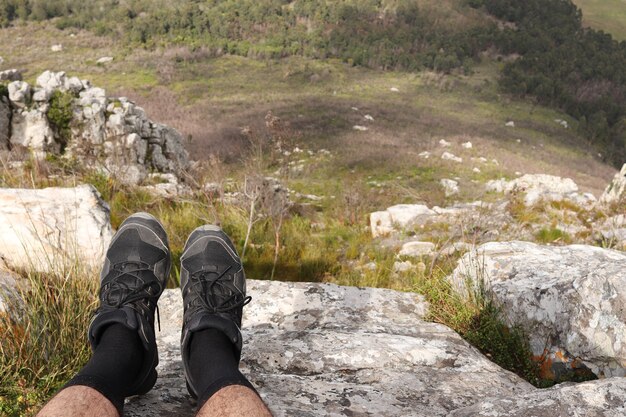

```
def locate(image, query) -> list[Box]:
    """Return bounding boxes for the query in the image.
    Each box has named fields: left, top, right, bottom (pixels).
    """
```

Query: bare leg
left=196, top=385, right=273, bottom=417
left=37, top=386, right=118, bottom=417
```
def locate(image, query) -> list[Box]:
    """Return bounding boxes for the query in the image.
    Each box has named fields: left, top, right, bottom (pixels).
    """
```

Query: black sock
left=188, top=328, right=256, bottom=409
left=65, top=324, right=144, bottom=414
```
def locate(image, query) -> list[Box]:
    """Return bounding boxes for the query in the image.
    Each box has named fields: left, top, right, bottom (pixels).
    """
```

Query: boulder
left=441, top=152, right=462, bottom=163
left=600, top=163, right=626, bottom=205
left=0, top=185, right=113, bottom=272
left=0, top=97, right=10, bottom=149
left=370, top=210, right=394, bottom=237
left=0, top=69, right=22, bottom=82
left=448, top=241, right=626, bottom=380
left=399, top=241, right=436, bottom=257
left=10, top=108, right=56, bottom=158
left=36, top=70, right=67, bottom=92
left=8, top=80, right=31, bottom=105
left=125, top=281, right=534, bottom=416
left=4, top=71, right=190, bottom=185
left=96, top=56, right=114, bottom=64
left=450, top=378, right=626, bottom=417
left=440, top=178, right=459, bottom=197
left=386, top=204, right=435, bottom=228
left=0, top=267, right=20, bottom=312
left=486, top=174, right=587, bottom=206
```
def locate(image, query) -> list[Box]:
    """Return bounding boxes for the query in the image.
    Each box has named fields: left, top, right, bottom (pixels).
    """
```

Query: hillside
left=1, top=1, right=625, bottom=415
left=573, top=0, right=626, bottom=40
left=1, top=0, right=626, bottom=166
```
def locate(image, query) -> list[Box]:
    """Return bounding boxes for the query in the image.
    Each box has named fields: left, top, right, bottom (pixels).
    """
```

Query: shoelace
left=101, top=260, right=163, bottom=331
left=187, top=264, right=252, bottom=314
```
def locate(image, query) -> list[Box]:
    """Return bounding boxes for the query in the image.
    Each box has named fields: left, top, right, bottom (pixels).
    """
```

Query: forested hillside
left=1, top=0, right=625, bottom=165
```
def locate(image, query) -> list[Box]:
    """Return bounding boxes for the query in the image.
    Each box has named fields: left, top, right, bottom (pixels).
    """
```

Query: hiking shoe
left=180, top=225, right=251, bottom=398
left=88, top=212, right=171, bottom=395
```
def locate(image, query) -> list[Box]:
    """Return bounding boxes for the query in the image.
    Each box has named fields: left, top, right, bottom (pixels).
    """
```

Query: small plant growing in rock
left=47, top=91, right=75, bottom=150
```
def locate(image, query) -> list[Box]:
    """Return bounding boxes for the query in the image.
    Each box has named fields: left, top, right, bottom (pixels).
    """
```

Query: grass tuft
left=0, top=267, right=98, bottom=417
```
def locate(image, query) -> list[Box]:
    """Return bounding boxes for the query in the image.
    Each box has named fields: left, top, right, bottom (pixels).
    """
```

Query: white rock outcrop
left=125, top=281, right=534, bottom=416
left=600, top=163, right=626, bottom=205
left=3, top=71, right=190, bottom=186
left=10, top=108, right=56, bottom=157
left=370, top=202, right=498, bottom=238
left=448, top=241, right=626, bottom=379
left=451, top=378, right=626, bottom=417
left=486, top=174, right=595, bottom=206
left=0, top=185, right=113, bottom=272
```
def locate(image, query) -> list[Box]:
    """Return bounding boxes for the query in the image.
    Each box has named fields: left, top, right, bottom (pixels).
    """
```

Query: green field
left=574, top=0, right=626, bottom=40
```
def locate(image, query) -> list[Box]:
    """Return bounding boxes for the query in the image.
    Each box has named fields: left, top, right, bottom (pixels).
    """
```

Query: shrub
left=47, top=91, right=75, bottom=149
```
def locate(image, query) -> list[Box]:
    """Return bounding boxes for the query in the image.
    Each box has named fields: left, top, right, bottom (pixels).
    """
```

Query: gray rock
left=10, top=108, right=56, bottom=158
left=32, top=88, right=52, bottom=102
left=8, top=80, right=31, bottom=105
left=0, top=267, right=20, bottom=312
left=36, top=70, right=66, bottom=91
left=64, top=76, right=84, bottom=93
left=0, top=97, right=10, bottom=150
left=149, top=144, right=170, bottom=172
left=600, top=163, right=626, bottom=205
left=96, top=56, right=114, bottom=64
left=399, top=241, right=436, bottom=257
left=449, top=241, right=626, bottom=379
left=5, top=71, right=190, bottom=184
left=486, top=174, right=581, bottom=206
left=125, top=281, right=533, bottom=416
left=0, top=185, right=113, bottom=272
left=440, top=178, right=460, bottom=197
left=450, top=378, right=626, bottom=417
left=0, top=69, right=22, bottom=82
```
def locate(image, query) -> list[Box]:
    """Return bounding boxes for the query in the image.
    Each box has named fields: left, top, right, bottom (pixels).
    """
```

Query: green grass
left=0, top=267, right=98, bottom=417
left=535, top=227, right=572, bottom=244
left=574, top=0, right=626, bottom=40
left=0, top=19, right=621, bottom=415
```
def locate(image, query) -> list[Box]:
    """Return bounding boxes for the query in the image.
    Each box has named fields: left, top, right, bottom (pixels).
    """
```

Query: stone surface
left=125, top=281, right=534, bottom=417
left=448, top=241, right=626, bottom=379
left=399, top=241, right=436, bottom=257
left=600, top=163, right=626, bottom=205
left=96, top=56, right=114, bottom=64
left=0, top=69, right=22, bottom=82
left=386, top=204, right=435, bottom=228
left=2, top=70, right=190, bottom=184
left=0, top=97, right=10, bottom=150
left=0, top=267, right=20, bottom=312
left=10, top=108, right=56, bottom=157
left=596, top=214, right=626, bottom=249
left=486, top=174, right=589, bottom=206
left=450, top=378, right=626, bottom=417
left=370, top=201, right=501, bottom=240
left=441, top=151, right=462, bottom=163
left=8, top=80, right=31, bottom=105
left=440, top=178, right=459, bottom=197
left=0, top=185, right=113, bottom=272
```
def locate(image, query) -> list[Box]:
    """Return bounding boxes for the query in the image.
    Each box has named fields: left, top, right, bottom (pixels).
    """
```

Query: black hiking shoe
left=88, top=212, right=171, bottom=396
left=180, top=225, right=251, bottom=398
